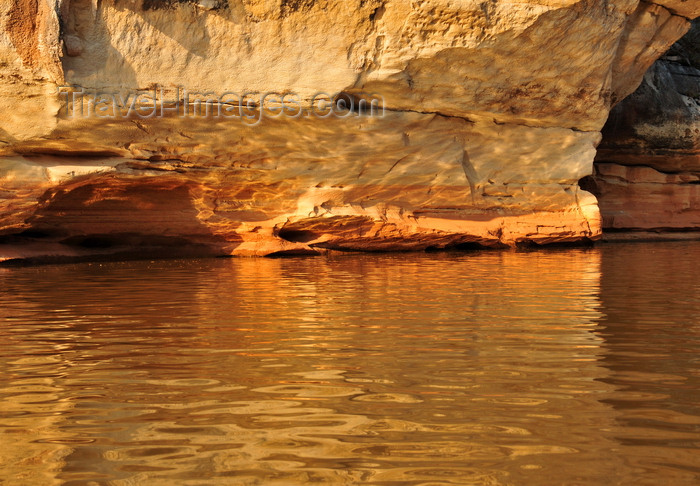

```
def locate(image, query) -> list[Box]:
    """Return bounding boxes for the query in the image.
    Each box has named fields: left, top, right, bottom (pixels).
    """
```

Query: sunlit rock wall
left=1, top=0, right=698, bottom=260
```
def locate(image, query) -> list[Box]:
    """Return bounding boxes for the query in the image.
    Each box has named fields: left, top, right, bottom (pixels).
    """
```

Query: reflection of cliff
left=1, top=1, right=699, bottom=260
left=0, top=261, right=211, bottom=484
left=0, top=355, right=72, bottom=485
left=0, top=249, right=631, bottom=484
left=595, top=242, right=700, bottom=483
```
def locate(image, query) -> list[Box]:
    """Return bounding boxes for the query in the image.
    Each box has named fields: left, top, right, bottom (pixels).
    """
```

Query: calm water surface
left=0, top=242, right=698, bottom=485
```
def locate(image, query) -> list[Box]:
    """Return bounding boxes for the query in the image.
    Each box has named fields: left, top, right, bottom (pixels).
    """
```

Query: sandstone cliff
left=588, top=18, right=700, bottom=237
left=1, top=1, right=698, bottom=260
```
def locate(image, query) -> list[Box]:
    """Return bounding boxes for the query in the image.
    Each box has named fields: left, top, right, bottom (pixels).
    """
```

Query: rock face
left=590, top=18, right=700, bottom=236
left=1, top=0, right=698, bottom=260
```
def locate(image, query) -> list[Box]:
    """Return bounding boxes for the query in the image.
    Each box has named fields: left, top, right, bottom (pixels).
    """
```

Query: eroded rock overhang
left=1, top=0, right=698, bottom=260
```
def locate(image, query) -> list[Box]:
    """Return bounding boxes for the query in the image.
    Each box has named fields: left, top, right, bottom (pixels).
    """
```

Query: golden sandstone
left=1, top=1, right=698, bottom=260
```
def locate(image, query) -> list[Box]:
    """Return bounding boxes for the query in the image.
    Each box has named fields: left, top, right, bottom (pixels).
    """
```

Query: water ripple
left=0, top=243, right=698, bottom=484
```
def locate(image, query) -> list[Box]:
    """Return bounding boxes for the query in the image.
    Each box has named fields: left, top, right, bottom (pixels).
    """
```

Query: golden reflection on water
left=0, top=243, right=698, bottom=485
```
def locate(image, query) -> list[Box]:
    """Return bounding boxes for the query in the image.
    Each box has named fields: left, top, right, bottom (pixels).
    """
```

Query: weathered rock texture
left=1, top=0, right=699, bottom=260
left=589, top=17, right=699, bottom=237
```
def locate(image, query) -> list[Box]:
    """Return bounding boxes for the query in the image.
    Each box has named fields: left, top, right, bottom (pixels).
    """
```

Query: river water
left=0, top=242, right=698, bottom=485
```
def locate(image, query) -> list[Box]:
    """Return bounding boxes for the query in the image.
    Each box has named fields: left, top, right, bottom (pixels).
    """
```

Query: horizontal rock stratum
left=589, top=18, right=700, bottom=238
left=1, top=0, right=699, bottom=260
